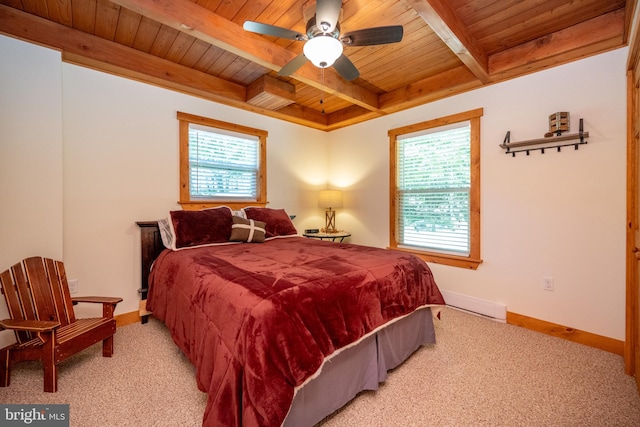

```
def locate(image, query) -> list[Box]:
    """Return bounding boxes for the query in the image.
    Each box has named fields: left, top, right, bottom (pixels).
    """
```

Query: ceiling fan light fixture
left=303, top=36, right=343, bottom=68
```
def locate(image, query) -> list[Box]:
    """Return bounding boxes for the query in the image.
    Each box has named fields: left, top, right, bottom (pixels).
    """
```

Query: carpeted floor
left=1, top=307, right=639, bottom=426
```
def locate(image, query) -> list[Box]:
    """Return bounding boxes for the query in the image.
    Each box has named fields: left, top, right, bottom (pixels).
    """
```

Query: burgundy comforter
left=147, top=236, right=444, bottom=427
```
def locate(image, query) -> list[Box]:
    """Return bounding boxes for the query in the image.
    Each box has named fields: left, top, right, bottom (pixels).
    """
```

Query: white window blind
left=397, top=122, right=471, bottom=255
left=188, top=124, right=259, bottom=200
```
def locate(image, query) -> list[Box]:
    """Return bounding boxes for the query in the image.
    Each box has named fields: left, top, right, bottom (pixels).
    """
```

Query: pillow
left=158, top=217, right=175, bottom=249
left=229, top=216, right=266, bottom=243
left=242, top=207, right=298, bottom=239
left=232, top=210, right=247, bottom=219
left=169, top=206, right=233, bottom=249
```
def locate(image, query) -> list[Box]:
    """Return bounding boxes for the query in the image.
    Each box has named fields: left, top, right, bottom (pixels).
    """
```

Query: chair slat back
left=0, top=263, right=33, bottom=343
left=11, top=261, right=37, bottom=322
left=46, top=259, right=75, bottom=325
left=22, top=257, right=59, bottom=324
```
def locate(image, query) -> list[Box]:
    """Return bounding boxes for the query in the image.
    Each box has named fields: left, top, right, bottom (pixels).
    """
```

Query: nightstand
left=303, top=231, right=351, bottom=242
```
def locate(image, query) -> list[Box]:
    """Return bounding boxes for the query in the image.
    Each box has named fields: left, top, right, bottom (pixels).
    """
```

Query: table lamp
left=318, top=189, right=343, bottom=233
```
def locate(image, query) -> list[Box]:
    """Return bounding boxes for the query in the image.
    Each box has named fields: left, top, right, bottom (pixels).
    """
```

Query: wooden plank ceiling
left=0, top=0, right=630, bottom=131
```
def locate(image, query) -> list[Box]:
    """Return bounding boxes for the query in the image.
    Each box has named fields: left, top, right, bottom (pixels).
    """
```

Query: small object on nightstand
left=303, top=230, right=351, bottom=242
left=318, top=189, right=343, bottom=233
left=305, top=228, right=320, bottom=234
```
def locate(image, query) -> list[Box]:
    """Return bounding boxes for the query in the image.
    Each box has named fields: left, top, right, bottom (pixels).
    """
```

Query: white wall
left=0, top=37, right=64, bottom=266
left=0, top=33, right=629, bottom=342
left=329, top=48, right=628, bottom=340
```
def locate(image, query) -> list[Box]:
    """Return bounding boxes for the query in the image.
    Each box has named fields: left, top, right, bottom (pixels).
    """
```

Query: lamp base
left=323, top=209, right=338, bottom=233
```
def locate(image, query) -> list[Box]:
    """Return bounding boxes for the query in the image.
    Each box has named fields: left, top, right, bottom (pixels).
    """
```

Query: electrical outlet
left=68, top=279, right=78, bottom=294
left=542, top=276, right=554, bottom=291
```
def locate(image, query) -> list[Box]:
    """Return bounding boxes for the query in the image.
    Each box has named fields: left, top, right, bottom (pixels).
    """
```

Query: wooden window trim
left=388, top=108, right=483, bottom=270
left=177, top=111, right=267, bottom=210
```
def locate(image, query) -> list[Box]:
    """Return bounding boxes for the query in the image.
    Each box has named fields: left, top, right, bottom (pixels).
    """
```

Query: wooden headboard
left=136, top=221, right=164, bottom=323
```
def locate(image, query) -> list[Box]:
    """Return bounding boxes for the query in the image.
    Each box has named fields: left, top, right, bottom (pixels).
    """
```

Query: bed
left=137, top=206, right=445, bottom=427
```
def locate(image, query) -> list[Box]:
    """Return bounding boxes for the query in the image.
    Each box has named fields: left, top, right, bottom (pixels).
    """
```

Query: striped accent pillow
left=158, top=217, right=175, bottom=249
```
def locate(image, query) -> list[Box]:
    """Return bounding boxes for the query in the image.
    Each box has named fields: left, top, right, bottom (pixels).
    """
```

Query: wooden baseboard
left=507, top=311, right=624, bottom=356
left=114, top=309, right=624, bottom=356
left=115, top=310, right=141, bottom=327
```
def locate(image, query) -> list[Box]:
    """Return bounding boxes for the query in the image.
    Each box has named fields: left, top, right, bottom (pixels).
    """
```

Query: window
left=178, top=112, right=267, bottom=210
left=389, top=108, right=483, bottom=269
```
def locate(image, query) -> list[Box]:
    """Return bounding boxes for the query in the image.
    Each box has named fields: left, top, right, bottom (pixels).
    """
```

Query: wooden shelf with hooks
left=500, top=119, right=588, bottom=157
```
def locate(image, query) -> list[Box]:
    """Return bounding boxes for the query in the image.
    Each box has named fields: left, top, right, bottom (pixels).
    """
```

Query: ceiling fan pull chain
left=321, top=68, right=325, bottom=114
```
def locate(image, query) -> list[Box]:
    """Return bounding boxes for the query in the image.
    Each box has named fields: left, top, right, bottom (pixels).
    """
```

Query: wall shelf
left=500, top=118, right=588, bottom=157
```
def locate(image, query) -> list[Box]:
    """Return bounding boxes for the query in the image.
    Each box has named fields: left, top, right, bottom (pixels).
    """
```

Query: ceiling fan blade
left=316, top=0, right=342, bottom=32
left=341, top=26, right=404, bottom=46
left=243, top=21, right=306, bottom=41
left=333, top=54, right=359, bottom=81
left=278, top=54, right=309, bottom=76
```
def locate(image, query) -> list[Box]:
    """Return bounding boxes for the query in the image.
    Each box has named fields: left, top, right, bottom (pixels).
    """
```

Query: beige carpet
left=1, top=307, right=639, bottom=426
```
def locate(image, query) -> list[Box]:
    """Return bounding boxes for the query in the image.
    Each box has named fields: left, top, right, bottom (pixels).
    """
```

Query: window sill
left=178, top=201, right=267, bottom=211
left=387, top=246, right=482, bottom=270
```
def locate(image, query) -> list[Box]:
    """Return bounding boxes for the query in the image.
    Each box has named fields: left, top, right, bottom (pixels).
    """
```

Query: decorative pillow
left=158, top=217, right=175, bottom=249
left=169, top=206, right=233, bottom=249
left=242, top=207, right=298, bottom=239
left=229, top=216, right=266, bottom=243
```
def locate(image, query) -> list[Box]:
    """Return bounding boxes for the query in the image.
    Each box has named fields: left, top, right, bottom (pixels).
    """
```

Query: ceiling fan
left=243, top=0, right=403, bottom=81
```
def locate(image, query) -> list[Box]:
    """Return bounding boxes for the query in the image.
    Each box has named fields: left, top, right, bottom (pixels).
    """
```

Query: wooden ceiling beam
left=325, top=105, right=384, bottom=131
left=379, top=66, right=481, bottom=113
left=406, top=0, right=490, bottom=84
left=489, top=9, right=625, bottom=78
left=109, top=0, right=381, bottom=112
left=247, top=75, right=296, bottom=110
left=0, top=5, right=245, bottom=102
left=273, top=103, right=329, bottom=127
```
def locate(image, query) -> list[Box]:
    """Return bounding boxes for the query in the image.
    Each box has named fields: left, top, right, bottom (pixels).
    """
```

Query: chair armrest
left=71, top=296, right=122, bottom=319
left=71, top=296, right=123, bottom=305
left=0, top=319, right=59, bottom=332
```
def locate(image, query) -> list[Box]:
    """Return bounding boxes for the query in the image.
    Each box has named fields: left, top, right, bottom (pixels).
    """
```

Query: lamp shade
left=319, top=189, right=343, bottom=209
left=303, top=36, right=343, bottom=68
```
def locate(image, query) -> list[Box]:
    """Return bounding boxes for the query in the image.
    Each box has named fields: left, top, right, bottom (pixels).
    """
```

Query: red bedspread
left=147, top=236, right=444, bottom=427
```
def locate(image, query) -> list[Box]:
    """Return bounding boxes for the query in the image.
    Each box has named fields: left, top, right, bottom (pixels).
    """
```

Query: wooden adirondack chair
left=0, top=257, right=122, bottom=392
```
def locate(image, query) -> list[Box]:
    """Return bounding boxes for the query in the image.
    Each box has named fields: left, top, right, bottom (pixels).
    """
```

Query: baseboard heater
left=440, top=290, right=507, bottom=322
